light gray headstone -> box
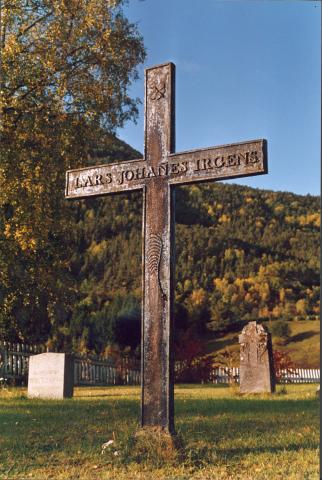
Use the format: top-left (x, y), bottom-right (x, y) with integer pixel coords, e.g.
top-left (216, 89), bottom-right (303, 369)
top-left (239, 321), bottom-right (275, 394)
top-left (28, 353), bottom-right (74, 399)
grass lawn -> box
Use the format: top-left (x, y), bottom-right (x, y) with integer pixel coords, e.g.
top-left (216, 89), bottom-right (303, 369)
top-left (0, 384), bottom-right (319, 480)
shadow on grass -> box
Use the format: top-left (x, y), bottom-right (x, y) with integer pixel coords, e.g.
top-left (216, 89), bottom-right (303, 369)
top-left (206, 336), bottom-right (238, 351)
top-left (176, 397), bottom-right (318, 415)
top-left (62, 383), bottom-right (231, 398)
top-left (75, 393), bottom-right (139, 398)
top-left (287, 331), bottom-right (317, 343)
top-left (2, 394), bottom-right (317, 422)
top-left (1, 392), bottom-right (318, 468)
top-left (217, 441), bottom-right (319, 459)
top-left (175, 383), bottom-right (229, 389)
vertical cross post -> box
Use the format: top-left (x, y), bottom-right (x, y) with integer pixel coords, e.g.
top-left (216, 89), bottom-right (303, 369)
top-left (142, 63), bottom-right (175, 432)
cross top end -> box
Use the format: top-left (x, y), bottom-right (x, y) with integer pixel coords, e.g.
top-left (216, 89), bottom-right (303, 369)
top-left (65, 61), bottom-right (267, 200)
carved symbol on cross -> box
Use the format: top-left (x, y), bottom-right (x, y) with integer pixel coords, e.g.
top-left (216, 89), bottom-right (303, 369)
top-left (150, 80), bottom-right (166, 100)
top-left (147, 233), bottom-right (167, 300)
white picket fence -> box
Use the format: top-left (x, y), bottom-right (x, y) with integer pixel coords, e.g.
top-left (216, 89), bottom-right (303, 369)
top-left (209, 366), bottom-right (320, 384)
top-left (0, 342), bottom-right (320, 385)
top-left (0, 342), bottom-right (45, 381)
top-left (210, 367), bottom-right (240, 384)
top-left (278, 368), bottom-right (320, 384)
top-left (0, 342), bottom-right (141, 386)
top-left (74, 356), bottom-right (140, 386)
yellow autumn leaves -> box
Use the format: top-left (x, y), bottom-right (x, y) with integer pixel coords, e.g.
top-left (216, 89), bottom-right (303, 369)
top-left (0, 0), bottom-right (145, 340)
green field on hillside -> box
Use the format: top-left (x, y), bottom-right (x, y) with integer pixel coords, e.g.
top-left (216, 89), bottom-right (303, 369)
top-left (0, 384), bottom-right (319, 479)
top-left (206, 319), bottom-right (320, 368)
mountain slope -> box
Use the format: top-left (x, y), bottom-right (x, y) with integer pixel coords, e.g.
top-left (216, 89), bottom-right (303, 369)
top-left (68, 139), bottom-right (320, 359)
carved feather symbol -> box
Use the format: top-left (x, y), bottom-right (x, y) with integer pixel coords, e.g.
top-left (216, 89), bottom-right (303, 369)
top-left (147, 234), bottom-right (162, 274)
top-left (147, 233), bottom-right (167, 300)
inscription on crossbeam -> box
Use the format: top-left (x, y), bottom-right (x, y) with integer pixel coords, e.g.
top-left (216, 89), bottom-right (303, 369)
top-left (66, 139), bottom-right (267, 199)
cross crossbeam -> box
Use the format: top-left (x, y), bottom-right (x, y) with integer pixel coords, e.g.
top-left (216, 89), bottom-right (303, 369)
top-left (66, 139), bottom-right (267, 198)
top-left (65, 62), bottom-right (268, 433)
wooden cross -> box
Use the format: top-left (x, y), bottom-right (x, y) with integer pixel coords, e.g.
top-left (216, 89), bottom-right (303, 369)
top-left (66, 62), bottom-right (268, 434)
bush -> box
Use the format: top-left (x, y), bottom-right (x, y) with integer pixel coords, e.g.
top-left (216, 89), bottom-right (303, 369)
top-left (273, 350), bottom-right (296, 382)
top-left (174, 328), bottom-right (214, 383)
top-left (270, 321), bottom-right (291, 339)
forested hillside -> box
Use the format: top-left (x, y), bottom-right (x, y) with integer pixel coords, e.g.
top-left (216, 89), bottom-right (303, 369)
top-left (1, 135), bottom-right (319, 354)
top-left (62, 139), bottom-right (320, 355)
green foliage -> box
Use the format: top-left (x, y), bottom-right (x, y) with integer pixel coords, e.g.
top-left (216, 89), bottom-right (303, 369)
top-left (0, 0), bottom-right (145, 343)
top-left (270, 321), bottom-right (291, 340)
top-left (1, 166), bottom-right (320, 351)
top-left (71, 180), bottom-right (319, 354)
top-left (109, 294), bottom-right (141, 349)
top-left (69, 292), bottom-right (141, 354)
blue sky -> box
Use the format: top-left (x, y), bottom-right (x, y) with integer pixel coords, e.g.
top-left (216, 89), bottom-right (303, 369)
top-left (117, 0), bottom-right (320, 196)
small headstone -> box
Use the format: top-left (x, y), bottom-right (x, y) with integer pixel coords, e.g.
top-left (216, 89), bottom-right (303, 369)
top-left (28, 353), bottom-right (74, 399)
top-left (239, 321), bottom-right (275, 393)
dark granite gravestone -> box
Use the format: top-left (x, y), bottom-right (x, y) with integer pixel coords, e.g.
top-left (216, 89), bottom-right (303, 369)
top-left (239, 321), bottom-right (275, 393)
top-left (66, 62), bottom-right (268, 433)
top-left (28, 353), bottom-right (74, 399)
